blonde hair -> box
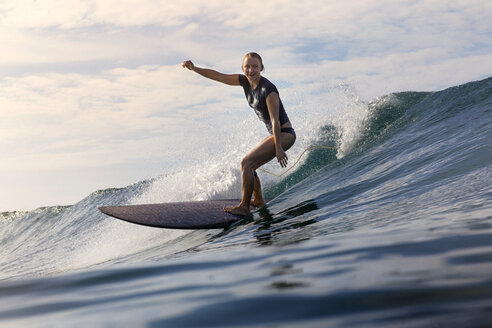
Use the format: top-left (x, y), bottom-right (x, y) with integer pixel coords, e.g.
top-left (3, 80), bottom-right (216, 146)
top-left (242, 52), bottom-right (265, 71)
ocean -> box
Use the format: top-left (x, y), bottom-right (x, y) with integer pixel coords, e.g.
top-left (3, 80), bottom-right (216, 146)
top-left (1, 77), bottom-right (491, 327)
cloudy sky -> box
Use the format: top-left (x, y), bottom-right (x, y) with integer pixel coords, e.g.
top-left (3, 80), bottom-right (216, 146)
top-left (1, 0), bottom-right (491, 211)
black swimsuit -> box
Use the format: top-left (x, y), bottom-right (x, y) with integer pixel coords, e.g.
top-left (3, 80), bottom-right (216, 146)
top-left (238, 74), bottom-right (294, 137)
top-left (280, 127), bottom-right (296, 138)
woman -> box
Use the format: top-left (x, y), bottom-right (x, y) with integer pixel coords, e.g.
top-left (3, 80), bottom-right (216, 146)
top-left (182, 52), bottom-right (296, 216)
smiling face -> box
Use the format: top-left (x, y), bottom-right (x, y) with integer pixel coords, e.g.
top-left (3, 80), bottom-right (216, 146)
top-left (242, 55), bottom-right (263, 85)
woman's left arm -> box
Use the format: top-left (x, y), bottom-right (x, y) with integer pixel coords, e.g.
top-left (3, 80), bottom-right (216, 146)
top-left (266, 93), bottom-right (288, 168)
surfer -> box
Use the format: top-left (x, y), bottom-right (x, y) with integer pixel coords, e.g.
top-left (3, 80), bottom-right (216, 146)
top-left (182, 52), bottom-right (296, 216)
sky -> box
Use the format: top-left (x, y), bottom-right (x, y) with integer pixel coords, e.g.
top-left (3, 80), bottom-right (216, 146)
top-left (1, 0), bottom-right (491, 211)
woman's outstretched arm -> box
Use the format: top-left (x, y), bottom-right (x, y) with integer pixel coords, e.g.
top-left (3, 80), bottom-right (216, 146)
top-left (182, 60), bottom-right (240, 86)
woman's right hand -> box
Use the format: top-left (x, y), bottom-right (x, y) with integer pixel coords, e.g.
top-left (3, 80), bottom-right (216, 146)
top-left (182, 60), bottom-right (195, 71)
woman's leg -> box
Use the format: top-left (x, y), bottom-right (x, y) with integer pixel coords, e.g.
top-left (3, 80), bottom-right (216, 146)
top-left (224, 132), bottom-right (295, 216)
top-left (251, 173), bottom-right (265, 207)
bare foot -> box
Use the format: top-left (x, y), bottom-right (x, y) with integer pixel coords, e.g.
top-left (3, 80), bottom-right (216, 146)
top-left (224, 204), bottom-right (250, 216)
top-left (250, 199), bottom-right (266, 208)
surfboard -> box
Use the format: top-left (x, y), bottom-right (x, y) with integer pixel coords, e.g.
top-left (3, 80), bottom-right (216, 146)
top-left (99, 200), bottom-right (255, 229)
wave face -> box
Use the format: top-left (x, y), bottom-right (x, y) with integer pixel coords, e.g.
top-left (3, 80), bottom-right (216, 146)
top-left (1, 77), bottom-right (491, 327)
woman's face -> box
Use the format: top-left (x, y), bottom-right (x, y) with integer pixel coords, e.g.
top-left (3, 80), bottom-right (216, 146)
top-left (242, 56), bottom-right (262, 82)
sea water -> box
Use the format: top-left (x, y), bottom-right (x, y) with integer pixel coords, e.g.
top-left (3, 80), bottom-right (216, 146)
top-left (0, 77), bottom-right (491, 327)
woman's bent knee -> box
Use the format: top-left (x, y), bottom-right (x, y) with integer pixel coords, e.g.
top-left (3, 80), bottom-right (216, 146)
top-left (241, 157), bottom-right (253, 172)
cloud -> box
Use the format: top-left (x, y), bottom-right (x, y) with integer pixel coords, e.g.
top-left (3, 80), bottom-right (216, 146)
top-left (1, 0), bottom-right (490, 71)
top-left (0, 0), bottom-right (225, 29)
top-left (0, 0), bottom-right (89, 29)
top-left (0, 63), bottom-right (248, 169)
